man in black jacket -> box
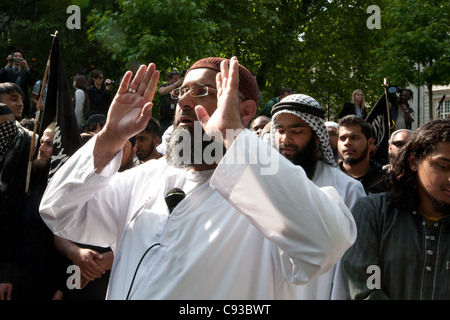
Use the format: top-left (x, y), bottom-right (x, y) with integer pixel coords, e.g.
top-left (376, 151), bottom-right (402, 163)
top-left (0, 50), bottom-right (35, 118)
top-left (0, 103), bottom-right (33, 299)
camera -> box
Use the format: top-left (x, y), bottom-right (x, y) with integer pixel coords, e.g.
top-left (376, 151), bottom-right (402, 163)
top-left (386, 84), bottom-right (402, 95)
top-left (9, 57), bottom-right (23, 63)
top-left (105, 80), bottom-right (115, 85)
top-left (385, 83), bottom-right (402, 104)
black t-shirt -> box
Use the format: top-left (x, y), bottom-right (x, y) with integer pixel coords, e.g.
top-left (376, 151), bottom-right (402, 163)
top-left (158, 83), bottom-right (178, 122)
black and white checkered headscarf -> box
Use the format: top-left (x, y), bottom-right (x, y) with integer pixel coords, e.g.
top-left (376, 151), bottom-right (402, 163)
top-left (270, 94), bottom-right (336, 167)
top-left (0, 120), bottom-right (18, 156)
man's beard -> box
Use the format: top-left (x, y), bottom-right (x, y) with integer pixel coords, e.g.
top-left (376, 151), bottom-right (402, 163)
top-left (430, 197), bottom-right (450, 216)
top-left (281, 136), bottom-right (318, 180)
top-left (165, 123), bottom-right (226, 169)
top-left (137, 141), bottom-right (154, 161)
top-left (31, 158), bottom-right (50, 175)
top-left (343, 144), bottom-right (369, 165)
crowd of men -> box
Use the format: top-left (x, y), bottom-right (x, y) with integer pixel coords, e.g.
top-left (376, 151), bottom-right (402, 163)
top-left (1, 54), bottom-right (449, 300)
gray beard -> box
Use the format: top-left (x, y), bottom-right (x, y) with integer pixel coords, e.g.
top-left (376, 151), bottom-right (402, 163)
top-left (165, 125), bottom-right (225, 169)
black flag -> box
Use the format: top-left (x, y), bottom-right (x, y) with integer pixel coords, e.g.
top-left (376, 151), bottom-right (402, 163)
top-left (365, 93), bottom-right (391, 165)
top-left (38, 35), bottom-right (81, 179)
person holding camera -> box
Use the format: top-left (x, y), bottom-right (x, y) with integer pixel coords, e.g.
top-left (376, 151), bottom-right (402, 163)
top-left (391, 88), bottom-right (414, 131)
top-left (157, 69), bottom-right (184, 136)
top-left (86, 69), bottom-right (113, 118)
top-left (0, 49), bottom-right (35, 119)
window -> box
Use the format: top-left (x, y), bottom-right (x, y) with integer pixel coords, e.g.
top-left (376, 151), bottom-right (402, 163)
top-left (438, 99), bottom-right (450, 119)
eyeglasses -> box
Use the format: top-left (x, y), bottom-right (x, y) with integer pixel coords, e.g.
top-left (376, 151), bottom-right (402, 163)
top-left (170, 85), bottom-right (217, 100)
top-left (391, 140), bottom-right (406, 148)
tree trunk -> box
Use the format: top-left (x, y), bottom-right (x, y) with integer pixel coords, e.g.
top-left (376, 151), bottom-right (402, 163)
top-left (428, 82), bottom-right (434, 121)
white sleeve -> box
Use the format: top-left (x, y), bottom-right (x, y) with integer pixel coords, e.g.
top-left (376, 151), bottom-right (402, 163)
top-left (39, 135), bottom-right (126, 250)
top-left (210, 129), bottom-right (356, 284)
top-left (74, 89), bottom-right (85, 126)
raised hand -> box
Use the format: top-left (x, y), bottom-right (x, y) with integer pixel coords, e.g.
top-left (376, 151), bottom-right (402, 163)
top-left (104, 63), bottom-right (160, 142)
top-left (195, 57), bottom-right (245, 148)
top-left (94, 63), bottom-right (160, 172)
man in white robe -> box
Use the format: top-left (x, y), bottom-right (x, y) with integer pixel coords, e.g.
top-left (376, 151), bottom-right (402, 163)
top-left (40, 57), bottom-right (356, 300)
top-left (270, 94), bottom-right (366, 300)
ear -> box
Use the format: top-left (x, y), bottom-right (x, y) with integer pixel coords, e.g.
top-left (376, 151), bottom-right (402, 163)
top-left (240, 99), bottom-right (257, 128)
top-left (408, 154), bottom-right (418, 172)
top-left (154, 135), bottom-right (161, 146)
top-left (368, 137), bottom-right (375, 146)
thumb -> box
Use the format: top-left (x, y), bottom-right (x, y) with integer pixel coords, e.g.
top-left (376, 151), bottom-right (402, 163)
top-left (194, 105), bottom-right (210, 127)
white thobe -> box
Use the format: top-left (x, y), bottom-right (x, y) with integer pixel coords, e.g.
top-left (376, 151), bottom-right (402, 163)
top-left (295, 160), bottom-right (366, 300)
top-left (40, 129), bottom-right (356, 300)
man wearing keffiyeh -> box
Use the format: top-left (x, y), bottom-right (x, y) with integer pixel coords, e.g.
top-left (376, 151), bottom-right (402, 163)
top-left (270, 93), bottom-right (366, 300)
top-left (0, 103), bottom-right (33, 300)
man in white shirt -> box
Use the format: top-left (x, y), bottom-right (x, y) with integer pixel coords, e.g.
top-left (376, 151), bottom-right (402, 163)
top-left (270, 94), bottom-right (366, 299)
top-left (40, 57), bottom-right (356, 300)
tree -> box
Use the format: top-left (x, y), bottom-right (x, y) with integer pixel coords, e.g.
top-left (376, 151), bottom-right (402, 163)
top-left (296, 0), bottom-right (388, 120)
top-left (372, 0), bottom-right (450, 120)
top-left (0, 0), bottom-right (123, 91)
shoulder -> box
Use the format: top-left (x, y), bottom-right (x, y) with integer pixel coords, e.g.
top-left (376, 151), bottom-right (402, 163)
top-left (315, 161), bottom-right (366, 202)
top-left (353, 192), bottom-right (388, 217)
top-left (315, 161), bottom-right (365, 191)
top-left (316, 161), bottom-right (357, 185)
top-left (17, 122), bottom-right (35, 142)
top-left (75, 89), bottom-right (85, 97)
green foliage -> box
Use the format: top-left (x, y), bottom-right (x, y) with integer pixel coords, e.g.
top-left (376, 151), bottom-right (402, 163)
top-left (371, 0), bottom-right (450, 118)
top-left (1, 0), bottom-right (448, 121)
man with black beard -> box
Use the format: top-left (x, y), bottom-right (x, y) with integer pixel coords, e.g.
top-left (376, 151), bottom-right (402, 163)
top-left (342, 118), bottom-right (450, 299)
top-left (270, 94), bottom-right (366, 300)
top-left (135, 118), bottom-right (162, 163)
top-left (337, 115), bottom-right (387, 194)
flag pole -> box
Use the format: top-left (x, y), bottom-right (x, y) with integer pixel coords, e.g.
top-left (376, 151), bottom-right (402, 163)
top-left (25, 31), bottom-right (58, 193)
top-left (383, 78), bottom-right (392, 135)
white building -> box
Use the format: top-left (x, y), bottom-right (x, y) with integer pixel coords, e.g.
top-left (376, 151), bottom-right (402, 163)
top-left (408, 84), bottom-right (450, 130)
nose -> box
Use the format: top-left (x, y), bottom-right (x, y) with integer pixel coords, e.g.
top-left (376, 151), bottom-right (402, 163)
top-left (177, 92), bottom-right (195, 109)
top-left (341, 137), bottom-right (351, 146)
top-left (38, 142), bottom-right (46, 155)
top-left (279, 131), bottom-right (292, 145)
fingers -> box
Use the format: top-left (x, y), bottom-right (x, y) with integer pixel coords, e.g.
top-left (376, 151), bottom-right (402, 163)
top-left (118, 71), bottom-right (133, 95)
top-left (218, 56), bottom-right (239, 96)
top-left (120, 63), bottom-right (159, 101)
top-left (129, 64), bottom-right (148, 92)
top-left (143, 67), bottom-right (160, 101)
top-left (136, 63), bottom-right (154, 95)
top-left (0, 284), bottom-right (12, 300)
top-left (228, 56), bottom-right (239, 91)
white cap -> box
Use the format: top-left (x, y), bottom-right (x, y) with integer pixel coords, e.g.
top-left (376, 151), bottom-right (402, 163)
top-left (325, 121), bottom-right (339, 129)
